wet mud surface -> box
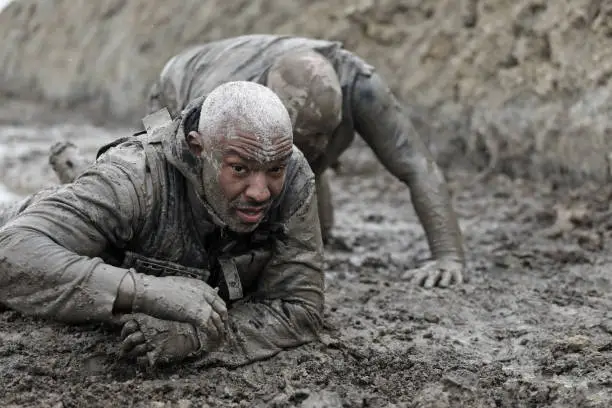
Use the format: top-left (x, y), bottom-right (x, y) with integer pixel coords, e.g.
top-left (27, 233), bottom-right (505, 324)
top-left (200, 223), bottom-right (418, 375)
top-left (1, 106), bottom-right (611, 407)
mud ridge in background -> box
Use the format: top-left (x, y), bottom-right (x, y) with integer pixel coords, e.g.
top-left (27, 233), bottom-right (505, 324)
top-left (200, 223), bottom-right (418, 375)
top-left (2, 0), bottom-right (612, 182)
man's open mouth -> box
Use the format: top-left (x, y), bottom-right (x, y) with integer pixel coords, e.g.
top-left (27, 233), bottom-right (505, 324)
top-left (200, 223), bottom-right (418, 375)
top-left (235, 207), bottom-right (266, 223)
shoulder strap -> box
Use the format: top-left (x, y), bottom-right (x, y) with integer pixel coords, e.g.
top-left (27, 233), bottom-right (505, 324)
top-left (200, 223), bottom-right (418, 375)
top-left (94, 108), bottom-right (173, 159)
top-left (142, 107), bottom-right (173, 144)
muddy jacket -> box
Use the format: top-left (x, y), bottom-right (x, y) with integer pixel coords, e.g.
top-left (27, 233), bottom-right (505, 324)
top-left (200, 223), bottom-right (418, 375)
top-left (148, 34), bottom-right (464, 264)
top-left (0, 108), bottom-right (324, 368)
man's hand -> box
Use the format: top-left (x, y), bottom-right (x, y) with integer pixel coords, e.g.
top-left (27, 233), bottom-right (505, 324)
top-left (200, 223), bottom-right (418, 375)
top-left (402, 258), bottom-right (465, 289)
top-left (118, 313), bottom-right (222, 366)
top-left (125, 274), bottom-right (228, 339)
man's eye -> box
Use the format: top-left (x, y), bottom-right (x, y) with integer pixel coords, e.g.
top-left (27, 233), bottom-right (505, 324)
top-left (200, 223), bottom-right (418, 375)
top-left (268, 166), bottom-right (285, 175)
top-left (231, 164), bottom-right (247, 174)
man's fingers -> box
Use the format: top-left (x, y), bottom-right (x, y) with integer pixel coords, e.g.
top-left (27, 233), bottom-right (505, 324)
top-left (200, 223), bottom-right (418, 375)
top-left (121, 320), bottom-right (140, 339)
top-left (403, 268), bottom-right (417, 281)
top-left (438, 270), bottom-right (453, 288)
top-left (423, 271), bottom-right (439, 289)
top-left (210, 312), bottom-right (225, 338)
top-left (214, 300), bottom-right (228, 321)
top-left (404, 261), bottom-right (465, 288)
top-left (121, 331), bottom-right (146, 354)
top-left (200, 287), bottom-right (227, 321)
top-left (453, 270), bottom-right (464, 285)
top-left (193, 315), bottom-right (214, 334)
top-left (206, 320), bottom-right (220, 343)
top-left (413, 269), bottom-right (429, 287)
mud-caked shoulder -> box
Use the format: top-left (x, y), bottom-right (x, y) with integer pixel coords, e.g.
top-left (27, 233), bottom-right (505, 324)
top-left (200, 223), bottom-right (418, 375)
top-left (95, 137), bottom-right (153, 180)
top-left (93, 137), bottom-right (170, 239)
top-left (94, 137), bottom-right (167, 217)
top-left (277, 146), bottom-right (317, 220)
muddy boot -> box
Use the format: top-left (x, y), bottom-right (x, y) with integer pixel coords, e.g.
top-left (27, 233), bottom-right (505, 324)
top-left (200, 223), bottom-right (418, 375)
top-left (316, 170), bottom-right (334, 244)
top-left (49, 141), bottom-right (91, 184)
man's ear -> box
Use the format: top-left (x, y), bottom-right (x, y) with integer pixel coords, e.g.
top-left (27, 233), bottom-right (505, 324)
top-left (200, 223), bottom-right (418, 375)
top-left (186, 130), bottom-right (204, 157)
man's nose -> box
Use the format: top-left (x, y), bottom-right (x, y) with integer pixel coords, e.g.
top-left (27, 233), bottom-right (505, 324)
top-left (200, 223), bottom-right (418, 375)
top-left (245, 172), bottom-right (271, 203)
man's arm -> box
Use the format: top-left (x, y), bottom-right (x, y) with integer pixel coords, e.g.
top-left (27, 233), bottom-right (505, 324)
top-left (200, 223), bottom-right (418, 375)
top-left (0, 186), bottom-right (61, 229)
top-left (352, 72), bottom-right (465, 266)
top-left (0, 143), bottom-right (148, 323)
top-left (203, 180), bottom-right (325, 368)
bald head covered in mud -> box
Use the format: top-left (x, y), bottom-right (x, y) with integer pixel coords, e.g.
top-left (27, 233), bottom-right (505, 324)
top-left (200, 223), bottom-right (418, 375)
top-left (0, 80), bottom-right (324, 368)
top-left (266, 49), bottom-right (342, 162)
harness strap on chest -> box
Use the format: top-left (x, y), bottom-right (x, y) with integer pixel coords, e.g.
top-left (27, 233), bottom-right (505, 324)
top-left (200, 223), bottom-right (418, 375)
top-left (121, 250), bottom-right (211, 281)
top-left (218, 258), bottom-right (244, 300)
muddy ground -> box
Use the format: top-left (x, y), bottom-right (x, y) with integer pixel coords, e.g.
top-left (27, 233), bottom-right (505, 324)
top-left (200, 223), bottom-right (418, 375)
top-left (0, 102), bottom-right (611, 408)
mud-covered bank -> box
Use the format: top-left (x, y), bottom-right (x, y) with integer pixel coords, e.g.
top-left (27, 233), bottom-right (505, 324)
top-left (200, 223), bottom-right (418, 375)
top-left (1, 126), bottom-right (611, 407)
top-left (3, 0), bottom-right (612, 181)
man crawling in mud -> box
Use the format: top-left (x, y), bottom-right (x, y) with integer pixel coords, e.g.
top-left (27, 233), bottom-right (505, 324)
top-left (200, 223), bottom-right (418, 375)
top-left (53, 34), bottom-right (467, 288)
top-left (0, 81), bottom-right (324, 368)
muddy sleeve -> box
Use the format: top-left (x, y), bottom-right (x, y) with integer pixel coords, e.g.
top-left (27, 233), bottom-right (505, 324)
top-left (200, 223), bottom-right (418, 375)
top-left (204, 183), bottom-right (325, 368)
top-left (351, 72), bottom-right (465, 263)
top-left (0, 200), bottom-right (27, 229)
top-left (0, 143), bottom-right (148, 323)
top-left (0, 186), bottom-right (69, 229)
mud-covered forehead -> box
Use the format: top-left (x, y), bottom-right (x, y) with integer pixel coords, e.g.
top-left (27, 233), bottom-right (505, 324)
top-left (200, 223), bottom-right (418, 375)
top-left (197, 81), bottom-right (294, 163)
top-left (266, 49), bottom-right (343, 135)
top-left (219, 124), bottom-right (293, 164)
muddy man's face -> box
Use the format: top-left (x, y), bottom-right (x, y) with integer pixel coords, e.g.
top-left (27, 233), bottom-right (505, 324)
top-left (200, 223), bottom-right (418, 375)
top-left (215, 128), bottom-right (293, 231)
top-left (188, 124), bottom-right (293, 234)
